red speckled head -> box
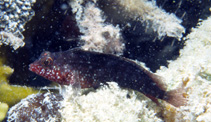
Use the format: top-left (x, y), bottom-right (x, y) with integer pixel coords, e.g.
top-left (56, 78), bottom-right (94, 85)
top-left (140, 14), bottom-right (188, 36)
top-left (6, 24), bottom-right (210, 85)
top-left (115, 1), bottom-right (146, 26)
top-left (29, 51), bottom-right (74, 85)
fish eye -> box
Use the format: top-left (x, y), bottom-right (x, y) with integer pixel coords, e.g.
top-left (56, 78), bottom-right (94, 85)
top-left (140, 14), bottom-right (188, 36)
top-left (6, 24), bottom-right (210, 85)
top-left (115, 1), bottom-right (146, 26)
top-left (42, 57), bottom-right (53, 67)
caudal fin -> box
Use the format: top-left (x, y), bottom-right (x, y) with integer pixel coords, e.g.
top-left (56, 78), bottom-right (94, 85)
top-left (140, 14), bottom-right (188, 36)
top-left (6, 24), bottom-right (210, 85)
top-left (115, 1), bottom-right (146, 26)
top-left (165, 86), bottom-right (187, 107)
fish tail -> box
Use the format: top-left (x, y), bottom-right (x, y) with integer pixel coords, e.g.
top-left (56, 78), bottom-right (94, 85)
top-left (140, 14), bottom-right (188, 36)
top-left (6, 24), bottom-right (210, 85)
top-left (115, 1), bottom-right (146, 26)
top-left (165, 84), bottom-right (187, 107)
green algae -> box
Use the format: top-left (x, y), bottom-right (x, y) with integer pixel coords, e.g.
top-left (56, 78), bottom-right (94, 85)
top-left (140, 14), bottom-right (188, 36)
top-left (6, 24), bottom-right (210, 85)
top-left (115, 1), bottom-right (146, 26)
top-left (0, 57), bottom-right (38, 121)
top-left (0, 83), bottom-right (38, 106)
top-left (0, 102), bottom-right (9, 121)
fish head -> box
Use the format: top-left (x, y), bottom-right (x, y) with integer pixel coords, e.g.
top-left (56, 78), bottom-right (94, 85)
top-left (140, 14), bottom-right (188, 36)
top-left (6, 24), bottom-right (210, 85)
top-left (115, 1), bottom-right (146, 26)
top-left (29, 51), bottom-right (74, 85)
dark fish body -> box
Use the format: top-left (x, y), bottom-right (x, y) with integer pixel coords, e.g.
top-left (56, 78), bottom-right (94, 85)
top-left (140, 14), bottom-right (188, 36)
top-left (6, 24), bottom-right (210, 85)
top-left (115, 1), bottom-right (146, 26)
top-left (29, 48), bottom-right (186, 107)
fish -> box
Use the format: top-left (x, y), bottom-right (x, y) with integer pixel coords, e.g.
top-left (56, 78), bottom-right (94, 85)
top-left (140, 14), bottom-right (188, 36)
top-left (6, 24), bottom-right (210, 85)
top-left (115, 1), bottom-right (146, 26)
top-left (29, 48), bottom-right (186, 107)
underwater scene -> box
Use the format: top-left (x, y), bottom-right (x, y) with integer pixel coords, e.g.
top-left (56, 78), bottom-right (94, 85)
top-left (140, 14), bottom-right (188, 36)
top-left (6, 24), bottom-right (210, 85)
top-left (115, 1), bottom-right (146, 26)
top-left (1, 0), bottom-right (211, 121)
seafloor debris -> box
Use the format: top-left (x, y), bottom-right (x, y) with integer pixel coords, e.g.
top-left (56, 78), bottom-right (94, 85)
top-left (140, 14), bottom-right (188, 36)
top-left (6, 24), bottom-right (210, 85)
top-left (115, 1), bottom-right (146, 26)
top-left (0, 0), bottom-right (36, 50)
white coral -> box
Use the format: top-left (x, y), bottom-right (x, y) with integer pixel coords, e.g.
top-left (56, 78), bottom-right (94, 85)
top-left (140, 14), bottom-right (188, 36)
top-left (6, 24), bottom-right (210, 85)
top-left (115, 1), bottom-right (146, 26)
top-left (156, 17), bottom-right (211, 121)
top-left (69, 1), bottom-right (125, 55)
top-left (60, 82), bottom-right (163, 122)
top-left (0, 31), bottom-right (25, 50)
top-left (0, 0), bottom-right (36, 50)
top-left (115, 0), bottom-right (185, 40)
top-left (70, 0), bottom-right (184, 55)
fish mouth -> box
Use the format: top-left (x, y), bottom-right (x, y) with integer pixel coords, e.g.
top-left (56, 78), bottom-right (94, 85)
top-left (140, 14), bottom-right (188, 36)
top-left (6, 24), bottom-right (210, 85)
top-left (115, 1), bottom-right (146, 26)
top-left (29, 63), bottom-right (35, 72)
top-left (29, 63), bottom-right (41, 74)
